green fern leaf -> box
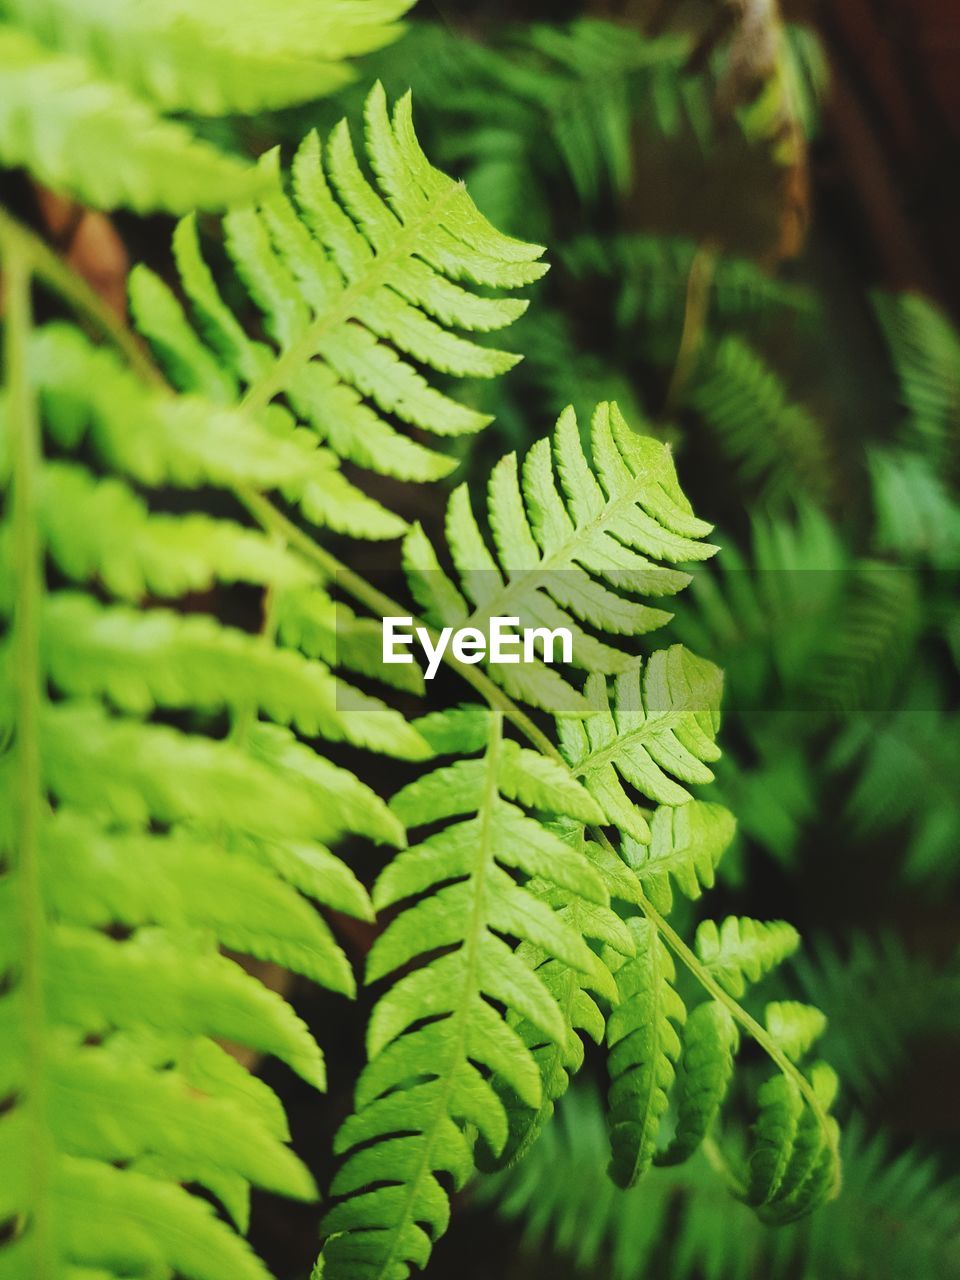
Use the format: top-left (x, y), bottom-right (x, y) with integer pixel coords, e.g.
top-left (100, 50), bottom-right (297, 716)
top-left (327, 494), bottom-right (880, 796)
top-left (874, 290), bottom-right (960, 472)
top-left (403, 401), bottom-right (717, 712)
top-left (655, 1000), bottom-right (739, 1167)
top-left (42, 593), bottom-right (428, 757)
top-left (321, 710), bottom-right (615, 1280)
top-left (606, 918), bottom-right (686, 1187)
top-left (695, 917), bottom-right (801, 997)
top-left (8, 0), bottom-right (413, 115)
top-left (131, 84), bottom-right (546, 490)
top-left (39, 461), bottom-right (310, 600)
top-left (276, 584), bottom-right (425, 694)
top-left (0, 285), bottom-right (418, 1277)
top-left (558, 653), bottom-right (724, 841)
top-left (0, 25), bottom-right (266, 214)
top-left (481, 820), bottom-right (637, 1169)
top-left (764, 1001), bottom-right (828, 1061)
top-left (685, 335), bottom-right (832, 505)
top-left (624, 800), bottom-right (736, 914)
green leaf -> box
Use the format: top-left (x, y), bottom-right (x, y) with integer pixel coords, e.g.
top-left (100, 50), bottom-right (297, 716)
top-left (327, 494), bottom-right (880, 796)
top-left (605, 918), bottom-right (686, 1187)
top-left (695, 917), bottom-right (801, 998)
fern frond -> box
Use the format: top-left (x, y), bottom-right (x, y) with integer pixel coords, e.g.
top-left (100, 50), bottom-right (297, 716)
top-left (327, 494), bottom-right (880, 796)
top-left (403, 400), bottom-right (717, 713)
top-left (685, 336), bottom-right (832, 506)
top-left (793, 933), bottom-right (960, 1097)
top-left (8, 0), bottom-right (413, 115)
top-left (557, 654), bottom-right (724, 841)
top-left (869, 447), bottom-right (960, 568)
top-left (320, 707), bottom-right (617, 1279)
top-left (0, 295), bottom-right (421, 1277)
top-left (0, 0), bottom-right (415, 214)
top-left (276, 584), bottom-right (426, 694)
top-left (39, 461), bottom-right (309, 600)
top-left (831, 705), bottom-right (960, 886)
top-left (510, 21), bottom-right (692, 201)
top-left (480, 820), bottom-right (639, 1169)
top-left (875, 290), bottom-right (960, 473)
top-left (601, 906), bottom-right (831, 1214)
top-left (563, 233), bottom-right (815, 333)
top-left (0, 25), bottom-right (260, 215)
top-left (656, 999), bottom-right (739, 1168)
top-left (695, 916), bottom-right (800, 998)
top-left (131, 83), bottom-right (546, 488)
top-left (626, 800), bottom-right (737, 914)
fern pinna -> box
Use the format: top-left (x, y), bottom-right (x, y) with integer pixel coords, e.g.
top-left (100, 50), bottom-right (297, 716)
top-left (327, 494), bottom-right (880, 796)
top-left (1, 80), bottom-right (839, 1280)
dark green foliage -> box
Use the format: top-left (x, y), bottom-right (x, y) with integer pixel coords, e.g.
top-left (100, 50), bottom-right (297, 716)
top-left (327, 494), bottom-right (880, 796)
top-left (483, 1088), bottom-right (960, 1280)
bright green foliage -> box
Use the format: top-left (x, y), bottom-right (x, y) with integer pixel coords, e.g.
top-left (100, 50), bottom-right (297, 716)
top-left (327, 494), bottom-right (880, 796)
top-left (403, 400), bottom-right (717, 712)
top-left (0, 0), bottom-right (413, 213)
top-left (321, 709), bottom-right (618, 1280)
top-left (131, 84), bottom-right (545, 489)
top-left (557, 654), bottom-right (724, 841)
top-left (606, 918), bottom-right (686, 1186)
top-left (658, 999), bottom-right (739, 1168)
top-left (0, 307), bottom-right (425, 1277)
top-left (695, 916), bottom-right (801, 998)
top-left (276, 584), bottom-right (426, 695)
top-left (479, 821), bottom-right (640, 1169)
top-left (600, 905), bottom-right (836, 1215)
top-left (0, 38), bottom-right (854, 1276)
top-left (626, 800), bottom-right (736, 914)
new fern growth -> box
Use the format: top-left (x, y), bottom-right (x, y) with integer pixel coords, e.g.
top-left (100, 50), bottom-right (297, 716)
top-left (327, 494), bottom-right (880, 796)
top-left (1, 76), bottom-right (840, 1280)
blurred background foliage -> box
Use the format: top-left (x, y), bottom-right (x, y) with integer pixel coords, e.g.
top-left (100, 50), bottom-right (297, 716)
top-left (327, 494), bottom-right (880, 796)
top-left (8, 0), bottom-right (959, 1275)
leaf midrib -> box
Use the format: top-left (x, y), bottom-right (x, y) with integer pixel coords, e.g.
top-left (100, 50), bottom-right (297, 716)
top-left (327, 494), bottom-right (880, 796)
top-left (2, 238), bottom-right (56, 1277)
top-left (372, 711), bottom-right (503, 1280)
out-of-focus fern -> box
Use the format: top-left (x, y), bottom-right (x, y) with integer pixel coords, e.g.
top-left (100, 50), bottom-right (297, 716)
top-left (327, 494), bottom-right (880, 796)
top-left (831, 703), bottom-right (960, 887)
top-left (684, 336), bottom-right (832, 506)
top-left (483, 1088), bottom-right (960, 1280)
top-left (0, 1), bottom-right (415, 214)
top-left (563, 233), bottom-right (815, 333)
top-left (792, 934), bottom-right (960, 1099)
top-left (874, 291), bottom-right (960, 475)
top-left (673, 504), bottom-right (932, 869)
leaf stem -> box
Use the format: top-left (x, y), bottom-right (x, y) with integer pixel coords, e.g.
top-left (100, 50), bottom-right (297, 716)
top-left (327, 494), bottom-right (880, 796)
top-left (0, 208), bottom-right (163, 388)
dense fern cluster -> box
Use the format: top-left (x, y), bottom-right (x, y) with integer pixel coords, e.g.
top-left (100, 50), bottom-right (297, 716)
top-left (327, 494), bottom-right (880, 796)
top-left (3, 3), bottom-right (958, 1279)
